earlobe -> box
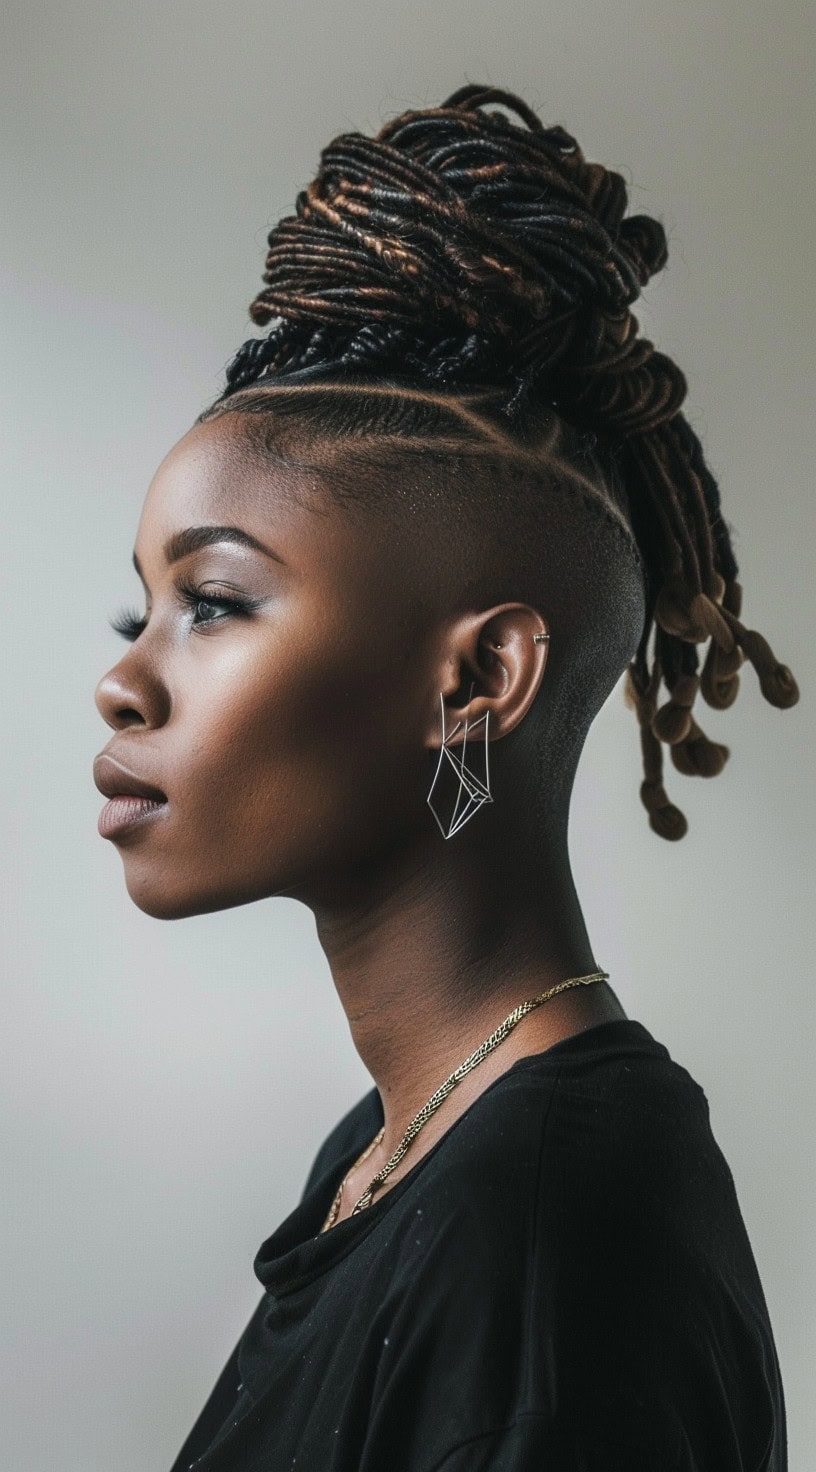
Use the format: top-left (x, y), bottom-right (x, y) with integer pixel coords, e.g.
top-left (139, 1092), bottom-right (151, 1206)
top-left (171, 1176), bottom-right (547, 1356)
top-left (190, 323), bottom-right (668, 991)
top-left (427, 681), bottom-right (494, 838)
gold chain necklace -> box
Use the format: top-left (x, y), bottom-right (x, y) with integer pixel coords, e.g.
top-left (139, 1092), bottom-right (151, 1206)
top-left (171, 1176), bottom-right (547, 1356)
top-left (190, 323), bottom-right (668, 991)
top-left (319, 969), bottom-right (608, 1233)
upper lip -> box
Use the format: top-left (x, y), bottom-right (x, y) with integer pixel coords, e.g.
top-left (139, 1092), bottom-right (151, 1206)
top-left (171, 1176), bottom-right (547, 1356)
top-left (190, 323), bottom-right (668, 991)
top-left (93, 752), bottom-right (168, 803)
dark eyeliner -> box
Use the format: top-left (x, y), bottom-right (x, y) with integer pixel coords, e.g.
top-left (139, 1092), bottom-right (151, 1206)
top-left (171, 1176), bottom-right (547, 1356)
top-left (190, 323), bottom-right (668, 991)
top-left (108, 579), bottom-right (261, 642)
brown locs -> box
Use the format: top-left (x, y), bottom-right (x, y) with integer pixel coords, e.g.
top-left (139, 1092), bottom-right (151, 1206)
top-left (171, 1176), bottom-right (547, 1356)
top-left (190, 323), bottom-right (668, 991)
top-left (216, 83), bottom-right (799, 840)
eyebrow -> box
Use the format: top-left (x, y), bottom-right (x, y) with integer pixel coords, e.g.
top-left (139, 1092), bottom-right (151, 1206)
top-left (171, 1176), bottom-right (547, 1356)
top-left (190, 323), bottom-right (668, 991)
top-left (132, 524), bottom-right (286, 582)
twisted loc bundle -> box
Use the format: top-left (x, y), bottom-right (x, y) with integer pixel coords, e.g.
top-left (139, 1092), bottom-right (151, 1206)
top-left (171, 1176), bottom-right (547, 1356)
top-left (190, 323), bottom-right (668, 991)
top-left (219, 83), bottom-right (799, 840)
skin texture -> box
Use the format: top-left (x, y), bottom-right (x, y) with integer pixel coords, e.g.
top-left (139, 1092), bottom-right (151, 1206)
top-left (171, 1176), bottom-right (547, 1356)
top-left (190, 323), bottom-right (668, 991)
top-left (94, 412), bottom-right (627, 1223)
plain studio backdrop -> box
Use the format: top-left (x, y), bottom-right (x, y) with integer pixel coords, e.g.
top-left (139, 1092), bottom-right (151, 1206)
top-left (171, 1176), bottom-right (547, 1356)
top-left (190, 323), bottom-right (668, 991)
top-left (2, 1), bottom-right (813, 1467)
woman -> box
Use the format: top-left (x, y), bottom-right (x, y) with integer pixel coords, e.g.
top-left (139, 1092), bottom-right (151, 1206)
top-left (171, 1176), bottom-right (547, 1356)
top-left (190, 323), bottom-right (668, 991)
top-left (93, 85), bottom-right (795, 1470)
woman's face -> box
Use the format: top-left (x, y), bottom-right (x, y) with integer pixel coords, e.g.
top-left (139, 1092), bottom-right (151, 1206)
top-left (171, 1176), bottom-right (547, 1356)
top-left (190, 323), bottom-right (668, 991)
top-left (93, 414), bottom-right (437, 919)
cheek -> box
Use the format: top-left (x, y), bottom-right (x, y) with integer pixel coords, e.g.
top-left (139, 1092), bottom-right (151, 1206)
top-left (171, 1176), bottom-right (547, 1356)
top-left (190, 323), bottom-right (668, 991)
top-left (115, 634), bottom-right (430, 921)
top-left (171, 640), bottom-right (413, 875)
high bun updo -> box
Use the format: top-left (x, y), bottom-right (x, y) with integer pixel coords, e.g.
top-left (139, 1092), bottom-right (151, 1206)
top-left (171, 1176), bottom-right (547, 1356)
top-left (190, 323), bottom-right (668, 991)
top-left (198, 83), bottom-right (799, 841)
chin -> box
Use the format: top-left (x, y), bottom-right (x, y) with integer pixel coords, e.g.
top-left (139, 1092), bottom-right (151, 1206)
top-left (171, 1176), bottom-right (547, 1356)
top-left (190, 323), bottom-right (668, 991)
top-left (121, 862), bottom-right (292, 921)
top-left (123, 873), bottom-right (212, 921)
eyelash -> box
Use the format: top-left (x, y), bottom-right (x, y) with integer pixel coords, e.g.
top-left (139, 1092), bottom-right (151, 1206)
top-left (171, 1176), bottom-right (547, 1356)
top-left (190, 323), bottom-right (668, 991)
top-left (108, 578), bottom-right (260, 642)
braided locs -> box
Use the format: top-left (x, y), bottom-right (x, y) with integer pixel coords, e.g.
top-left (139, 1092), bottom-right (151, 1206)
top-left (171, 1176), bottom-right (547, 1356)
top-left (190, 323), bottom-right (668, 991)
top-left (212, 82), bottom-right (799, 841)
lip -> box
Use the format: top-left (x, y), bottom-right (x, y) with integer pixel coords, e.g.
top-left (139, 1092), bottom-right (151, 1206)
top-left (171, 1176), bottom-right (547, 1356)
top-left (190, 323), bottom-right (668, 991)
top-left (93, 751), bottom-right (169, 840)
top-left (97, 793), bottom-right (168, 839)
top-left (93, 752), bottom-right (168, 803)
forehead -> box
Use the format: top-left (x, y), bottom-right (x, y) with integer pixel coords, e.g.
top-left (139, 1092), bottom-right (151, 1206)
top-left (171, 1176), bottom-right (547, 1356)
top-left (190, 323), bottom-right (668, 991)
top-left (135, 413), bottom-right (373, 576)
top-left (132, 409), bottom-right (424, 621)
top-left (141, 415), bottom-right (326, 527)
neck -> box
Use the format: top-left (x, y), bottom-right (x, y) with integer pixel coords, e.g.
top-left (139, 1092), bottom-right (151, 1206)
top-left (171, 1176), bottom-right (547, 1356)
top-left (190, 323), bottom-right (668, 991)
top-left (309, 817), bottom-right (626, 1155)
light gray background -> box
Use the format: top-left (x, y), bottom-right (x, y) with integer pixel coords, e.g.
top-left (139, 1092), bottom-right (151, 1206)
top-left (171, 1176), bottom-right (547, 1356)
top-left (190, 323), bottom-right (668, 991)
top-left (2, 1), bottom-right (813, 1468)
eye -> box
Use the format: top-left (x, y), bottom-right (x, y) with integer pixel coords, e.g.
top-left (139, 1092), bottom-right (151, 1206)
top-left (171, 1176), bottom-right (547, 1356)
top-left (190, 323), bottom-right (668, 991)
top-left (108, 580), bottom-right (261, 642)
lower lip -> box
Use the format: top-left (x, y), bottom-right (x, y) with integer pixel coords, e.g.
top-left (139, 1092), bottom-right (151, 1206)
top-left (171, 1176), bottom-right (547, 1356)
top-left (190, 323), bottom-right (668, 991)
top-left (98, 795), bottom-right (168, 839)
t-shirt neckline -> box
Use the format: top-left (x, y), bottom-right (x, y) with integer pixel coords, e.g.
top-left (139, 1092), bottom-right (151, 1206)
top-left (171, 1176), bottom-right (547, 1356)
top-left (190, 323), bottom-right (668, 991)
top-left (252, 1017), bottom-right (660, 1297)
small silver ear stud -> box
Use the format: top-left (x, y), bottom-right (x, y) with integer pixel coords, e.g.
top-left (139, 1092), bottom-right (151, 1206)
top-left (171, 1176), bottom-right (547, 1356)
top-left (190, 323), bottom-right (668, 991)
top-left (494, 634), bottom-right (550, 649)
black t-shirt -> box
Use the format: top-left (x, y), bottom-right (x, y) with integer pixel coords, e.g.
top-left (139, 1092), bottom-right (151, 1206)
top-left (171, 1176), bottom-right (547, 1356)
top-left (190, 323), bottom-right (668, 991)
top-left (169, 1018), bottom-right (787, 1471)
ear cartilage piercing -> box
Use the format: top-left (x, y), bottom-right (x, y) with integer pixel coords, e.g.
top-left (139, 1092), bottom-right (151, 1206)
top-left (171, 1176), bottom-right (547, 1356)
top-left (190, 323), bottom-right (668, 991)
top-left (495, 633), bottom-right (550, 649)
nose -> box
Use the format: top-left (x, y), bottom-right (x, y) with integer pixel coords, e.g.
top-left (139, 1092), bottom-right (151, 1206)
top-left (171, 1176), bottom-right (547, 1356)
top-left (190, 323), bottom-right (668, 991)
top-left (95, 665), bottom-right (144, 730)
top-left (94, 659), bottom-right (169, 732)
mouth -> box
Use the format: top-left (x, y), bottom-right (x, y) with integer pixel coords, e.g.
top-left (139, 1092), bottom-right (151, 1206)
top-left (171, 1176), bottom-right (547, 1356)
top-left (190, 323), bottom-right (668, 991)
top-left (97, 793), bottom-right (168, 840)
top-left (93, 752), bottom-right (169, 841)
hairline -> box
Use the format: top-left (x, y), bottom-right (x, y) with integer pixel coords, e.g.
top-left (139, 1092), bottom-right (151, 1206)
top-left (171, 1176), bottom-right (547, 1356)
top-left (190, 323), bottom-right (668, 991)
top-left (195, 381), bottom-right (645, 573)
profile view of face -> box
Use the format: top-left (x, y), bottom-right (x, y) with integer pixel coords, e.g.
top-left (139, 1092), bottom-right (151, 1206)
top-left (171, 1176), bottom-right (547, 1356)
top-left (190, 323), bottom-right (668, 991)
top-left (93, 415), bottom-right (437, 920)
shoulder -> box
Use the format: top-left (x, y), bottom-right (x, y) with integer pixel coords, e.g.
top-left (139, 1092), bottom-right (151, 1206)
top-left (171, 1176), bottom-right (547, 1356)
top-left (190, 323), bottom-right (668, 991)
top-left (526, 1032), bottom-right (780, 1423)
top-left (356, 1025), bottom-right (784, 1469)
top-left (442, 1032), bottom-right (781, 1463)
top-left (539, 1024), bottom-right (743, 1254)
top-left (395, 1020), bottom-right (758, 1327)
top-left (424, 1018), bottom-right (720, 1238)
top-left (512, 1023), bottom-right (755, 1298)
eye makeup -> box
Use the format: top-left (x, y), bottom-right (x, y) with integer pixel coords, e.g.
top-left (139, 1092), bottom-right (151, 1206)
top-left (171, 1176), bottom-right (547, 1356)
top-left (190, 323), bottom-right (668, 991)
top-left (109, 576), bottom-right (264, 641)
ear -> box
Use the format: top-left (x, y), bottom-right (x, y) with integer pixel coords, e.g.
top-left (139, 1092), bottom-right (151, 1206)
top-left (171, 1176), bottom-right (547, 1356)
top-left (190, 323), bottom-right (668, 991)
top-left (424, 603), bottom-right (551, 749)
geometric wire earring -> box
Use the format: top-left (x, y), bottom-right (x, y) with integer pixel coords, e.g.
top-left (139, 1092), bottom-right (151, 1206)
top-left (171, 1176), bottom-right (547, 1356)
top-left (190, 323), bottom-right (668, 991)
top-left (426, 633), bottom-right (550, 838)
top-left (426, 679), bottom-right (493, 838)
